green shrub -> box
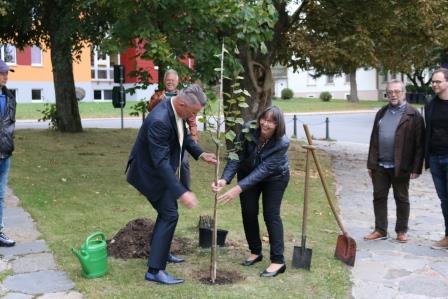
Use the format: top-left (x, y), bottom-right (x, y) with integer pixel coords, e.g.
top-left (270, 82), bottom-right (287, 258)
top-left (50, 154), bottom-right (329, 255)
top-left (281, 88), bottom-right (293, 100)
top-left (320, 91), bottom-right (332, 102)
top-left (38, 103), bottom-right (59, 130)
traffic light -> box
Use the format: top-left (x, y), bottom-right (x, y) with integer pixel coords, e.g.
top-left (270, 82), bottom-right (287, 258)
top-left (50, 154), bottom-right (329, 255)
top-left (113, 65), bottom-right (125, 84)
top-left (112, 86), bottom-right (126, 108)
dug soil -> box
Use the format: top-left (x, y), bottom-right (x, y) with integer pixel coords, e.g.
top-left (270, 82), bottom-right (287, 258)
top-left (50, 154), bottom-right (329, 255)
top-left (195, 269), bottom-right (245, 285)
top-left (108, 218), bottom-right (194, 259)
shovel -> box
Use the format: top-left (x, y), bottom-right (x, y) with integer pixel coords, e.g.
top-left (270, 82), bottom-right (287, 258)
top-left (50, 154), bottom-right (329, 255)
top-left (303, 124), bottom-right (356, 266)
top-left (292, 149), bottom-right (313, 270)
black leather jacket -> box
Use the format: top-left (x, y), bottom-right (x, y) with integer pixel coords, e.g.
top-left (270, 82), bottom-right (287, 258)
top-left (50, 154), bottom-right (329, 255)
top-left (0, 86), bottom-right (16, 159)
top-left (221, 126), bottom-right (290, 191)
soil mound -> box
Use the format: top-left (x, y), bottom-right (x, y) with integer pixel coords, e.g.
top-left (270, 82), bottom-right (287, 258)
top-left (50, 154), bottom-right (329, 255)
top-left (108, 218), bottom-right (194, 259)
top-left (196, 270), bottom-right (245, 285)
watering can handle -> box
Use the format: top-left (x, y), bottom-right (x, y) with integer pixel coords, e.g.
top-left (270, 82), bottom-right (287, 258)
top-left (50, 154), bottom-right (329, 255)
top-left (86, 232), bottom-right (106, 245)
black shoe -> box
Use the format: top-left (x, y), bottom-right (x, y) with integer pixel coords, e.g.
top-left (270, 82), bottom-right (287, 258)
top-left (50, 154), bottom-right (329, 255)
top-left (241, 255), bottom-right (263, 266)
top-left (167, 254), bottom-right (185, 264)
top-left (260, 264), bottom-right (286, 277)
top-left (145, 270), bottom-right (184, 285)
top-left (0, 232), bottom-right (15, 247)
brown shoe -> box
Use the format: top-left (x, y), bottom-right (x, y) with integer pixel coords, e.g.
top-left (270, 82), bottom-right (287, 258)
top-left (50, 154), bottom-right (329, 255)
top-left (396, 232), bottom-right (408, 243)
top-left (431, 236), bottom-right (448, 249)
top-left (364, 231), bottom-right (387, 241)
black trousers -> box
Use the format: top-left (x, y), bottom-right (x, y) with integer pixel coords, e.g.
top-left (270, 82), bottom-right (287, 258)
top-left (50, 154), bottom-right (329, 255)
top-left (239, 176), bottom-right (289, 264)
top-left (371, 167), bottom-right (410, 234)
top-left (147, 190), bottom-right (179, 270)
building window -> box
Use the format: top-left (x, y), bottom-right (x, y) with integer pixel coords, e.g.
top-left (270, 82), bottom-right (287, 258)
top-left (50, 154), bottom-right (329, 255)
top-left (0, 45), bottom-right (17, 64)
top-left (94, 90), bottom-right (102, 100)
top-left (91, 47), bottom-right (120, 81)
top-left (31, 89), bottom-right (43, 101)
top-left (93, 90), bottom-right (112, 101)
top-left (326, 75), bottom-right (334, 84)
top-left (31, 46), bottom-right (42, 65)
top-left (103, 90), bottom-right (112, 100)
top-left (391, 73), bottom-right (397, 80)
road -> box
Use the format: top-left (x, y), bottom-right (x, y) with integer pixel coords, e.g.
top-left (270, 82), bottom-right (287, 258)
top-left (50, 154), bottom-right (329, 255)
top-left (16, 111), bottom-right (377, 145)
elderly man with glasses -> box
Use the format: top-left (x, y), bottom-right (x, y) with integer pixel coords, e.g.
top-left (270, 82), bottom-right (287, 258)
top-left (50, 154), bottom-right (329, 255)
top-left (365, 79), bottom-right (425, 243)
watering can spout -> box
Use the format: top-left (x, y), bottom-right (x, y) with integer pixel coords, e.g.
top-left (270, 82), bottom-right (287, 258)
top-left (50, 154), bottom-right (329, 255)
top-left (71, 247), bottom-right (88, 263)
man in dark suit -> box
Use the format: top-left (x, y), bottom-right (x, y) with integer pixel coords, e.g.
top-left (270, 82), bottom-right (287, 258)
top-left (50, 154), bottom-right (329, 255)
top-left (127, 84), bottom-right (216, 285)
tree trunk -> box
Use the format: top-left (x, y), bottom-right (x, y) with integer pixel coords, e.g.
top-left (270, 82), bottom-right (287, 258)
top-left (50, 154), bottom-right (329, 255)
top-left (238, 46), bottom-right (273, 121)
top-left (50, 36), bottom-right (83, 132)
top-left (348, 70), bottom-right (359, 103)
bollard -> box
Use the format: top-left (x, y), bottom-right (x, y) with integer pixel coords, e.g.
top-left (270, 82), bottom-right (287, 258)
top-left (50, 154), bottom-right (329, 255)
top-left (325, 117), bottom-right (330, 140)
top-left (292, 115), bottom-right (297, 139)
top-left (203, 111), bottom-right (207, 131)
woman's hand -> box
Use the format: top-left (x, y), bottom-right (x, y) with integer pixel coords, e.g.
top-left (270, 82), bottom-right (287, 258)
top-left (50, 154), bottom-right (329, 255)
top-left (211, 179), bottom-right (227, 193)
top-left (217, 185), bottom-right (242, 204)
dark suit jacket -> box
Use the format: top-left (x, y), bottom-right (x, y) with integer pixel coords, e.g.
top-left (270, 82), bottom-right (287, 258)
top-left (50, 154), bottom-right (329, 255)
top-left (127, 98), bottom-right (203, 201)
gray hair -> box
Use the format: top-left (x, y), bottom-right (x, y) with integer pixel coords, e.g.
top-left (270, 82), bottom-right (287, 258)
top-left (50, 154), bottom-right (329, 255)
top-left (386, 79), bottom-right (405, 91)
top-left (179, 84), bottom-right (207, 107)
top-left (164, 69), bottom-right (179, 81)
top-left (432, 68), bottom-right (448, 81)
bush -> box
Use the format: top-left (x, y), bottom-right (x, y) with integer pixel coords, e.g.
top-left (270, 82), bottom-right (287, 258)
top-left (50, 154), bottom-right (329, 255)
top-left (38, 103), bottom-right (59, 130)
top-left (320, 91), bottom-right (332, 102)
top-left (281, 88), bottom-right (293, 100)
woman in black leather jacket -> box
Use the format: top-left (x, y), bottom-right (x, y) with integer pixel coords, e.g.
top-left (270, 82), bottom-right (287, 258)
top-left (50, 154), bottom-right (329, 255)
top-left (212, 106), bottom-right (290, 277)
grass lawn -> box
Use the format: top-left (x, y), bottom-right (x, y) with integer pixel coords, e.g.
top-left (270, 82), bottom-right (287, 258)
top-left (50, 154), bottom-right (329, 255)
top-left (9, 129), bottom-right (349, 298)
top-left (15, 97), bottom-right (389, 120)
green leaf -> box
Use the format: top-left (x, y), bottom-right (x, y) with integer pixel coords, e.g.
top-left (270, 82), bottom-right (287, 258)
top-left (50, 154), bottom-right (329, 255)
top-left (225, 130), bottom-right (237, 141)
top-left (260, 42), bottom-right (268, 54)
top-left (238, 102), bottom-right (249, 108)
top-left (228, 152), bottom-right (239, 160)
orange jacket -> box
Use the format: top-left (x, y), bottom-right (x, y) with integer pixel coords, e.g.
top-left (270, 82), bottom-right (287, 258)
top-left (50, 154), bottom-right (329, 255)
top-left (147, 90), bottom-right (199, 142)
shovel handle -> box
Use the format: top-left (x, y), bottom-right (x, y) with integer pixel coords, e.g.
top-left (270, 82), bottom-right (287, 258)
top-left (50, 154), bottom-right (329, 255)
top-left (301, 150), bottom-right (310, 237)
top-left (303, 124), bottom-right (347, 235)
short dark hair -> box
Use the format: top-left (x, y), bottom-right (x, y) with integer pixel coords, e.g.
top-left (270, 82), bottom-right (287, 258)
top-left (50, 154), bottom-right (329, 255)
top-left (178, 84), bottom-right (207, 107)
top-left (256, 106), bottom-right (286, 140)
top-left (432, 68), bottom-right (448, 81)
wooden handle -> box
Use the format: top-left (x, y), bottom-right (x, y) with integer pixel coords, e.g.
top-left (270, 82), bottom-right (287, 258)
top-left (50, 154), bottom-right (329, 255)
top-left (301, 150), bottom-right (310, 237)
top-left (303, 124), bottom-right (347, 234)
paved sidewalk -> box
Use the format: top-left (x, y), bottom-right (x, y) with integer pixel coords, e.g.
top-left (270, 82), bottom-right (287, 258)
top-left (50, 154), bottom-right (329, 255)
top-left (315, 141), bottom-right (448, 299)
top-left (0, 187), bottom-right (82, 299)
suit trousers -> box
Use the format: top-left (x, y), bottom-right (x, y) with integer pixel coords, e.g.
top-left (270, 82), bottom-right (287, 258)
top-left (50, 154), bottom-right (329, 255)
top-left (147, 191), bottom-right (179, 270)
top-left (371, 166), bottom-right (410, 234)
top-left (239, 176), bottom-right (289, 264)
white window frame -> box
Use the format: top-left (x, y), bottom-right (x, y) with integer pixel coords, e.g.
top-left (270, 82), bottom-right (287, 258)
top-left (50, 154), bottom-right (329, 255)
top-left (326, 75), bottom-right (334, 84)
top-left (1, 45), bottom-right (17, 64)
top-left (31, 46), bottom-right (43, 66)
top-left (93, 89), bottom-right (113, 101)
top-left (91, 47), bottom-right (120, 81)
top-left (31, 89), bottom-right (43, 101)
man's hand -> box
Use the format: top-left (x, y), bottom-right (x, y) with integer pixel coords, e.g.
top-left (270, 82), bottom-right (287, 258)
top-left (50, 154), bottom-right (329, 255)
top-left (211, 179), bottom-right (227, 193)
top-left (217, 185), bottom-right (242, 204)
top-left (410, 173), bottom-right (420, 179)
top-left (179, 191), bottom-right (198, 209)
top-left (200, 153), bottom-right (217, 165)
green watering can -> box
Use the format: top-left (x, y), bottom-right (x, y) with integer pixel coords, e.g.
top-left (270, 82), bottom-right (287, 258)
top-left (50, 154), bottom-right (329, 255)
top-left (71, 231), bottom-right (108, 278)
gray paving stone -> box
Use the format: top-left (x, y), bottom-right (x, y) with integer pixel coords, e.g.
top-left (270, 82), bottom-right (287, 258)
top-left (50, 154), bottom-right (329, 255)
top-left (3, 208), bottom-right (40, 242)
top-left (0, 240), bottom-right (48, 258)
top-left (384, 268), bottom-right (412, 279)
top-left (399, 275), bottom-right (448, 297)
top-left (37, 291), bottom-right (83, 299)
top-left (3, 270), bottom-right (74, 295)
top-left (11, 253), bottom-right (57, 273)
top-left (352, 280), bottom-right (397, 299)
top-left (2, 293), bottom-right (33, 299)
top-left (431, 261), bottom-right (448, 278)
top-left (402, 244), bottom-right (448, 258)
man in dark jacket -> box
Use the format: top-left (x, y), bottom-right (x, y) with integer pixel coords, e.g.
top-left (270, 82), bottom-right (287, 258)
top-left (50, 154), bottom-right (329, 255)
top-left (0, 59), bottom-right (16, 247)
top-left (365, 79), bottom-right (425, 243)
top-left (127, 84), bottom-right (216, 285)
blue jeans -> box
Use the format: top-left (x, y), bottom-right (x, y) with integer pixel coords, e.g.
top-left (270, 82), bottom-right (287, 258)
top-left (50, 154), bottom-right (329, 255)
top-left (0, 157), bottom-right (11, 230)
top-left (429, 154), bottom-right (448, 236)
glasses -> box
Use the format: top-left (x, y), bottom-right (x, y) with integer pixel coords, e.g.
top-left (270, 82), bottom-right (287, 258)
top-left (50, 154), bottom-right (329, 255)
top-left (260, 118), bottom-right (277, 128)
top-left (386, 90), bottom-right (403, 95)
top-left (431, 80), bottom-right (446, 85)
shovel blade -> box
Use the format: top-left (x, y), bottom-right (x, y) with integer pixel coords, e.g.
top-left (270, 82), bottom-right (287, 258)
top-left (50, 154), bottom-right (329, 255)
top-left (334, 234), bottom-right (356, 266)
top-left (292, 246), bottom-right (313, 270)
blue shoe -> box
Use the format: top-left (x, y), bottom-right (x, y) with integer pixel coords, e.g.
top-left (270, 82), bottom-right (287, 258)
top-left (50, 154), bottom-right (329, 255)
top-left (167, 254), bottom-right (185, 264)
top-left (145, 270), bottom-right (184, 285)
